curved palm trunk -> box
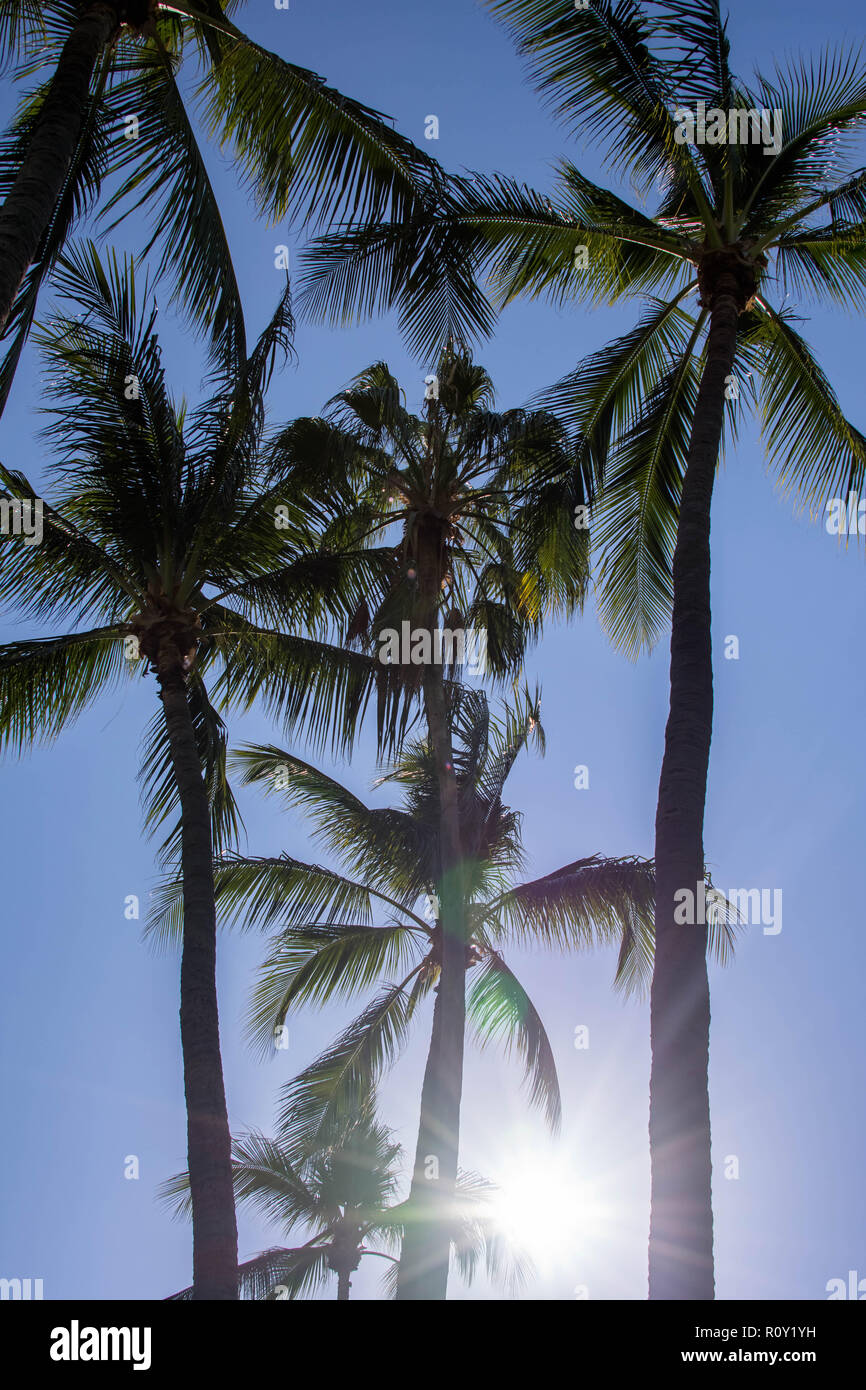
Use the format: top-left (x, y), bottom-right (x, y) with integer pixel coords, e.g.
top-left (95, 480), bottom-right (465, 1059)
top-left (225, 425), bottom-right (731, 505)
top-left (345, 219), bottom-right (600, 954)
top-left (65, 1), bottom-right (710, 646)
top-left (648, 274), bottom-right (742, 1301)
top-left (396, 539), bottom-right (466, 1300)
top-left (158, 648), bottom-right (239, 1300)
top-left (0, 4), bottom-right (117, 336)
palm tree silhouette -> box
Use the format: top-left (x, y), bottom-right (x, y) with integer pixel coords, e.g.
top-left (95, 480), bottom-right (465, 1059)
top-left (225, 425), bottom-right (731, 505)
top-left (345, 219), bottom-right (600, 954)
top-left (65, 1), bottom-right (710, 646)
top-left (0, 244), bottom-right (397, 1296)
top-left (296, 0), bottom-right (866, 1297)
top-left (148, 687), bottom-right (679, 1298)
top-left (163, 1092), bottom-right (529, 1300)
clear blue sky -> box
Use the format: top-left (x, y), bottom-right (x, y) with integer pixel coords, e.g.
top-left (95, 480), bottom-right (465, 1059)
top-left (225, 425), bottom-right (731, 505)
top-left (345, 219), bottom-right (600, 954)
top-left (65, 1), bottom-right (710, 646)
top-left (1, 0), bottom-right (864, 1300)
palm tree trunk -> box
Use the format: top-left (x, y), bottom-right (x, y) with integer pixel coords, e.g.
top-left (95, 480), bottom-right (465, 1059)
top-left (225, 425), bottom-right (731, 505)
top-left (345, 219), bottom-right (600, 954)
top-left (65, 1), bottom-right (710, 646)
top-left (158, 646), bottom-right (239, 1300)
top-left (0, 4), bottom-right (117, 336)
top-left (648, 272), bottom-right (741, 1301)
top-left (396, 545), bottom-right (466, 1300)
top-left (336, 1269), bottom-right (351, 1301)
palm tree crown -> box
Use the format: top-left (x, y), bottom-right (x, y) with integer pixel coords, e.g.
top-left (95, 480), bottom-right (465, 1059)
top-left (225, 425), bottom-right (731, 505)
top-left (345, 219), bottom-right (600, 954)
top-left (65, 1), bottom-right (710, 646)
top-left (0, 242), bottom-right (394, 1297)
top-left (148, 688), bottom-right (666, 1153)
top-left (163, 1092), bottom-right (527, 1300)
top-left (0, 0), bottom-right (444, 409)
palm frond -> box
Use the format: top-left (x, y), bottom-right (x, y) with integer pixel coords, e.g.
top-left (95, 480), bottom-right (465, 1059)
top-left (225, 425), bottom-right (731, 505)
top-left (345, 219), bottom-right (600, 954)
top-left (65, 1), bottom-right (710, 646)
top-left (139, 671), bottom-right (244, 865)
top-left (231, 742), bottom-right (426, 891)
top-left (466, 949), bottom-right (562, 1130)
top-left (489, 853), bottom-right (655, 955)
top-left (248, 922), bottom-right (427, 1045)
top-left (592, 332), bottom-right (704, 655)
top-left (100, 37), bottom-right (246, 366)
top-left (165, 1244), bottom-right (331, 1301)
top-left (274, 978), bottom-right (425, 1155)
top-left (0, 626), bottom-right (126, 752)
top-left (198, 30), bottom-right (441, 231)
top-left (749, 299), bottom-right (866, 514)
top-left (485, 0), bottom-right (707, 201)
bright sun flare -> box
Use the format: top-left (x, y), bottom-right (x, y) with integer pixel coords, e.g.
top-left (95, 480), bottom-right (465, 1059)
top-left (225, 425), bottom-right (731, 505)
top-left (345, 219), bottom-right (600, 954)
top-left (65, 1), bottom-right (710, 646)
top-left (490, 1154), bottom-right (609, 1268)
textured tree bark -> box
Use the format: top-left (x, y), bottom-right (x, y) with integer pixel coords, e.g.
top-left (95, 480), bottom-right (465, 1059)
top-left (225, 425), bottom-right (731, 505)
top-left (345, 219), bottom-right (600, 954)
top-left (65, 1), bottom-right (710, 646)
top-left (396, 534), bottom-right (466, 1301)
top-left (0, 5), bottom-right (118, 336)
top-left (648, 275), bottom-right (741, 1301)
top-left (158, 647), bottom-right (239, 1300)
top-left (336, 1268), bottom-right (351, 1301)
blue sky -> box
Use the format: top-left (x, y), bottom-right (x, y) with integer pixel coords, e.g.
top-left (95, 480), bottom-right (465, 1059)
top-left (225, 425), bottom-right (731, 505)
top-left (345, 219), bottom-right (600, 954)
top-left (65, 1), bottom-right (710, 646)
top-left (1, 0), bottom-right (864, 1300)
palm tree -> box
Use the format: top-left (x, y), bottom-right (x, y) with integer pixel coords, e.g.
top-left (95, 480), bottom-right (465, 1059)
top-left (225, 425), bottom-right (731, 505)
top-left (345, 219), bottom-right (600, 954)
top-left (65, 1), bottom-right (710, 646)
top-left (162, 1092), bottom-right (528, 1300)
top-left (0, 243), bottom-right (398, 1298)
top-left (296, 0), bottom-right (866, 1298)
top-left (255, 354), bottom-right (592, 1296)
top-left (0, 0), bottom-right (439, 408)
top-left (150, 686), bottom-right (674, 1299)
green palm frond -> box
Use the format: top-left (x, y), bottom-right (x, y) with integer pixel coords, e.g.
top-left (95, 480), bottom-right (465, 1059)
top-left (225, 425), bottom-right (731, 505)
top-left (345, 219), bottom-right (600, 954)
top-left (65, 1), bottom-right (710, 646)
top-left (166, 1244), bottom-right (331, 1302)
top-left (237, 1245), bottom-right (332, 1302)
top-left (0, 0), bottom-right (61, 71)
top-left (139, 672), bottom-right (244, 864)
top-left (592, 339), bottom-right (704, 655)
top-left (189, 281), bottom-right (295, 483)
top-left (773, 225), bottom-right (866, 310)
top-left (651, 1), bottom-right (733, 111)
top-left (35, 243), bottom-right (187, 530)
top-left (449, 1169), bottom-right (532, 1295)
top-left (468, 168), bottom-right (689, 312)
top-left (209, 618), bottom-right (411, 758)
top-left (297, 202), bottom-right (498, 362)
top-left (231, 742), bottom-right (430, 892)
top-left (99, 36), bottom-right (246, 365)
top-left (533, 290), bottom-right (699, 471)
top-left (488, 852), bottom-right (655, 955)
top-left (471, 682), bottom-right (545, 824)
top-left (0, 52), bottom-right (112, 415)
top-left (275, 978), bottom-right (425, 1156)
top-left (748, 300), bottom-right (866, 513)
top-left (197, 26), bottom-right (441, 231)
top-left (248, 923), bottom-right (427, 1046)
top-left (0, 0), bottom-right (444, 406)
top-left (466, 949), bottom-right (562, 1130)
top-left (743, 47), bottom-right (866, 237)
top-left (0, 463), bottom-right (141, 624)
top-left (155, 856), bottom-right (357, 943)
top-left (0, 626), bottom-right (126, 752)
top-left (228, 1131), bottom-right (321, 1229)
top-left (485, 0), bottom-right (706, 201)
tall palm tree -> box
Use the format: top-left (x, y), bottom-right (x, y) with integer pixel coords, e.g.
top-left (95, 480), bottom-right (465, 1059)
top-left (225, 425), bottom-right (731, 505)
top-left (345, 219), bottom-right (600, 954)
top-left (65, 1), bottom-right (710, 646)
top-left (296, 0), bottom-right (866, 1298)
top-left (150, 686), bottom-right (674, 1299)
top-left (163, 1092), bottom-right (528, 1300)
top-left (0, 244), bottom-right (398, 1298)
top-left (256, 355), bottom-right (592, 1297)
top-left (0, 0), bottom-right (440, 408)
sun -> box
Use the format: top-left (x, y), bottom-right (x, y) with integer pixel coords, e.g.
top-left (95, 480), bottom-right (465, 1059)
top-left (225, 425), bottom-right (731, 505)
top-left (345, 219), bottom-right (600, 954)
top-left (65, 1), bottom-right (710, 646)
top-left (489, 1150), bottom-right (609, 1271)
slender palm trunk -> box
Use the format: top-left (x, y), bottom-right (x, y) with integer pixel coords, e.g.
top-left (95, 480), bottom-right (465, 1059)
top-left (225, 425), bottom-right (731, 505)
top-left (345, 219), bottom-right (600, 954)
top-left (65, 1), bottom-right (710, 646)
top-left (336, 1269), bottom-right (351, 1301)
top-left (648, 273), bottom-right (742, 1301)
top-left (158, 647), bottom-right (239, 1300)
top-left (0, 5), bottom-right (117, 336)
top-left (396, 537), bottom-right (466, 1300)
